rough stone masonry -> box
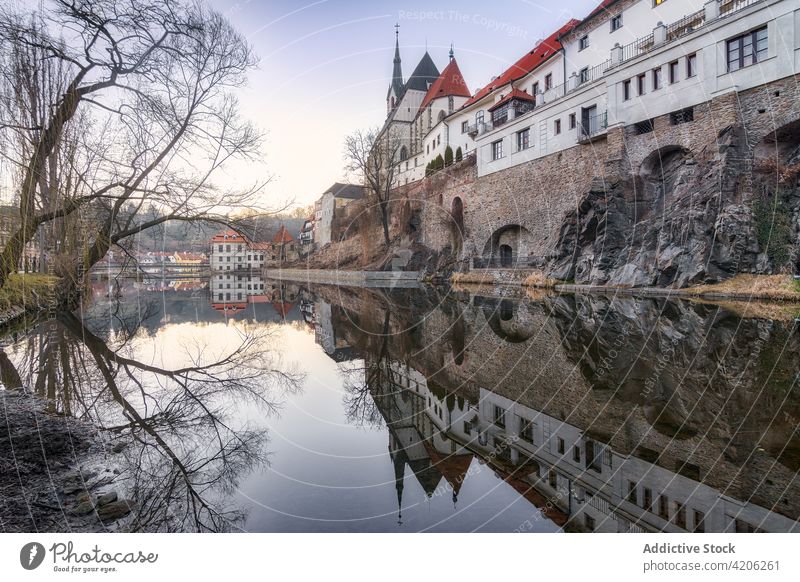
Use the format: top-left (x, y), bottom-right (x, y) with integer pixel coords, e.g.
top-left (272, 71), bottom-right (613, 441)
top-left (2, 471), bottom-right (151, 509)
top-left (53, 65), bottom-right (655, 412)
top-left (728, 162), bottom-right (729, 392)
top-left (406, 77), bottom-right (800, 287)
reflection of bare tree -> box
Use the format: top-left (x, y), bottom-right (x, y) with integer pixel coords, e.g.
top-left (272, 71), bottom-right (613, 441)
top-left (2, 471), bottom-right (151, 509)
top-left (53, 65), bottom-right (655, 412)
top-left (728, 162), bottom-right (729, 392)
top-left (3, 310), bottom-right (303, 532)
top-left (341, 310), bottom-right (402, 429)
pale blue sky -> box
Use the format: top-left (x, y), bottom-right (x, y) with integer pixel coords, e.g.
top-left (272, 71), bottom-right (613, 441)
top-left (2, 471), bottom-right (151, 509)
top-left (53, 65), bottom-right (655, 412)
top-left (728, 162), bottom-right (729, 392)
top-left (210, 0), bottom-right (602, 208)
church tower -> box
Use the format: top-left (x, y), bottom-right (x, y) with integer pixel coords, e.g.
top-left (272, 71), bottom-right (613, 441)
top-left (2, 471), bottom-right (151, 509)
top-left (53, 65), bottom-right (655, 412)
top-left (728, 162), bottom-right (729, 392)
top-left (387, 25), bottom-right (404, 114)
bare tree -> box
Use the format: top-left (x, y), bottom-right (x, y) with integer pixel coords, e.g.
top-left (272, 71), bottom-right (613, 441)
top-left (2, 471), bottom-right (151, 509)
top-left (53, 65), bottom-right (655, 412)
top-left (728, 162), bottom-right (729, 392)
top-left (344, 126), bottom-right (404, 247)
top-left (0, 0), bottom-right (268, 296)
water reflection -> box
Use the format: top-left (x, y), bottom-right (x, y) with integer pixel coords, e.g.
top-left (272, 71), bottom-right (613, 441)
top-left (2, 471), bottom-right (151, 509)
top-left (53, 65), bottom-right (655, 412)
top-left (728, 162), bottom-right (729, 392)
top-left (1, 273), bottom-right (798, 532)
top-left (309, 284), bottom-right (800, 533)
top-left (1, 280), bottom-right (302, 532)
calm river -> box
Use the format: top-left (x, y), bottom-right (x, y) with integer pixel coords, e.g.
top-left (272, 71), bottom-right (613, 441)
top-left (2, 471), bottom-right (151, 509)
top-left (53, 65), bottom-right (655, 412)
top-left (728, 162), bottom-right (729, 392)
top-left (1, 274), bottom-right (799, 533)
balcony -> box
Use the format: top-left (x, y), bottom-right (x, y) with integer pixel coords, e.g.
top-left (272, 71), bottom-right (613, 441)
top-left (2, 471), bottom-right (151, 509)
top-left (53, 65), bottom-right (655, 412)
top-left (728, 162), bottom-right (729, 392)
top-left (578, 111), bottom-right (608, 144)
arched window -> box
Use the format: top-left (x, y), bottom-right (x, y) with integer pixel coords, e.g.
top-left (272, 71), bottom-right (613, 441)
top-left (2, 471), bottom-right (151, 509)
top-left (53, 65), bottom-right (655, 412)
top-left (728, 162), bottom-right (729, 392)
top-left (399, 146), bottom-right (408, 161)
top-left (438, 110), bottom-right (446, 123)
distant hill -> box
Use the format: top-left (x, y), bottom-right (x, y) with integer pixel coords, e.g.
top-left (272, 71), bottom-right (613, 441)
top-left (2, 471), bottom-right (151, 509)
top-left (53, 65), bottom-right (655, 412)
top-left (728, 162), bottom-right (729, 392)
top-left (131, 217), bottom-right (305, 253)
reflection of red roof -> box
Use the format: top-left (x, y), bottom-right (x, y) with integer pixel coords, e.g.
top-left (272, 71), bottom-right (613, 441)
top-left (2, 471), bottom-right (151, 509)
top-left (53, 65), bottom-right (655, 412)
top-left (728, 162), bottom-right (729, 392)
top-left (463, 19), bottom-right (580, 107)
top-left (272, 225), bottom-right (293, 244)
top-left (211, 230), bottom-right (249, 244)
top-left (419, 58), bottom-right (471, 111)
top-left (211, 302), bottom-right (247, 313)
top-left (493, 466), bottom-right (569, 527)
top-left (488, 88), bottom-right (535, 111)
top-left (272, 301), bottom-right (295, 317)
top-left (424, 442), bottom-right (473, 496)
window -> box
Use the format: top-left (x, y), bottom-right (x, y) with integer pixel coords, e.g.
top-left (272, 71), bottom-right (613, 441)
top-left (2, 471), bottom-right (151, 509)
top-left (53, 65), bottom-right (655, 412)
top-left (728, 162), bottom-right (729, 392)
top-left (461, 120), bottom-right (468, 133)
top-left (668, 60), bottom-right (679, 83)
top-left (658, 495), bottom-right (669, 520)
top-left (585, 514), bottom-right (596, 531)
top-left (579, 35), bottom-right (589, 51)
top-left (544, 73), bottom-right (552, 90)
top-left (557, 437), bottom-right (565, 454)
top-left (579, 67), bottom-right (589, 84)
top-left (693, 510), bottom-right (705, 533)
top-left (548, 470), bottom-right (557, 488)
top-left (627, 481), bottom-right (637, 504)
top-left (493, 404), bottom-right (506, 427)
top-left (674, 503), bottom-right (687, 529)
top-left (573, 446), bottom-right (580, 462)
top-left (652, 67), bottom-right (662, 90)
top-left (686, 53), bottom-right (697, 77)
top-left (727, 27), bottom-right (767, 72)
top-left (637, 73), bottom-right (646, 95)
top-left (491, 140), bottom-right (503, 161)
top-left (670, 107), bottom-right (694, 125)
top-left (643, 488), bottom-right (653, 510)
top-left (653, 0), bottom-right (667, 5)
top-left (531, 81), bottom-right (539, 100)
top-left (623, 79), bottom-right (632, 101)
top-left (516, 128), bottom-right (530, 151)
top-left (610, 14), bottom-right (622, 32)
top-left (519, 418), bottom-right (534, 443)
top-left (569, 113), bottom-right (576, 129)
top-left (554, 119), bottom-right (561, 135)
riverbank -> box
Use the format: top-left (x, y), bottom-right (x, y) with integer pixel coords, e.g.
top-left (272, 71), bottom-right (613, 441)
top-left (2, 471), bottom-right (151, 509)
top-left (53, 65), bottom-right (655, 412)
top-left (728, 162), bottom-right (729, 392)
top-left (264, 267), bottom-right (422, 288)
top-left (0, 389), bottom-right (132, 532)
top-left (0, 274), bottom-right (58, 328)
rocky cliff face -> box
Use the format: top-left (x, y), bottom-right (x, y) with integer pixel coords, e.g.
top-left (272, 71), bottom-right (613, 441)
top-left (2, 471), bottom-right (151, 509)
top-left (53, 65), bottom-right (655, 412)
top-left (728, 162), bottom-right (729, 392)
top-left (549, 116), bottom-right (800, 288)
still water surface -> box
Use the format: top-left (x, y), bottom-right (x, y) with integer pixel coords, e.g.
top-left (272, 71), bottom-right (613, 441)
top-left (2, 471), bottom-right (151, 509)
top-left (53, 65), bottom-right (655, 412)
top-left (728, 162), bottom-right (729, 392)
top-left (1, 275), bottom-right (799, 533)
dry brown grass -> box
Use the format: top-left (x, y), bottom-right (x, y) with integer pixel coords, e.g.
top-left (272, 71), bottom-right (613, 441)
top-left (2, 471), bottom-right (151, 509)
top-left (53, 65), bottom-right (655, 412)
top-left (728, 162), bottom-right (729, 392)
top-left (451, 272), bottom-right (495, 287)
top-left (690, 299), bottom-right (800, 321)
top-left (521, 271), bottom-right (559, 288)
top-left (685, 274), bottom-right (800, 301)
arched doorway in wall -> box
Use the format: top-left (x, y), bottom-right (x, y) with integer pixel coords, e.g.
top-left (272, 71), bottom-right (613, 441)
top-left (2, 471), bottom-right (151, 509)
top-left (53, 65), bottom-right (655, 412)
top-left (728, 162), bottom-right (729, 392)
top-left (499, 245), bottom-right (513, 267)
top-left (480, 225), bottom-right (533, 268)
top-left (637, 146), bottom-right (695, 221)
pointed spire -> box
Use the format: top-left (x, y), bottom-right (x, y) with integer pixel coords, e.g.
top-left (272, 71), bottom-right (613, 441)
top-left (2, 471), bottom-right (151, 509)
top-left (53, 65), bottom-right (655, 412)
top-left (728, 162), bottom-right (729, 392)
top-left (393, 448), bottom-right (405, 526)
top-left (449, 43), bottom-right (454, 61)
top-left (389, 23), bottom-right (403, 105)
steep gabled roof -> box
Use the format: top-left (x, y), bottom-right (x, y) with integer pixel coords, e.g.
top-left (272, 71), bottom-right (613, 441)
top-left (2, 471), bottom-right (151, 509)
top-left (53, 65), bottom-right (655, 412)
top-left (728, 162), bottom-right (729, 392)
top-left (463, 19), bottom-right (580, 107)
top-left (325, 182), bottom-right (364, 200)
top-left (488, 88), bottom-right (535, 111)
top-left (403, 51), bottom-right (440, 93)
top-left (272, 225), bottom-right (294, 244)
top-left (419, 57), bottom-right (471, 111)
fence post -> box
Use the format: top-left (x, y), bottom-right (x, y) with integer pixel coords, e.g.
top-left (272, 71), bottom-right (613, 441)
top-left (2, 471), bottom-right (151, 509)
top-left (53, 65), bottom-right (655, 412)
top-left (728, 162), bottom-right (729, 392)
top-left (611, 43), bottom-right (623, 64)
top-left (653, 22), bottom-right (667, 45)
top-left (704, 0), bottom-right (720, 21)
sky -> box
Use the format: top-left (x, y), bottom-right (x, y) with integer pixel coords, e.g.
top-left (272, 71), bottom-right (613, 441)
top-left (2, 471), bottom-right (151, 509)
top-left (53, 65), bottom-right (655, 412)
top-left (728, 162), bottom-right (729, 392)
top-left (199, 0), bottom-right (602, 209)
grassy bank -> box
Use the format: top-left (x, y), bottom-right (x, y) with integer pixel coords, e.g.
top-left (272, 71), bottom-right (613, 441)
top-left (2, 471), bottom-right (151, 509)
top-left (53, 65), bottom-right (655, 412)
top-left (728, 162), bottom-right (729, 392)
top-left (684, 274), bottom-right (800, 301)
top-left (0, 273), bottom-right (59, 312)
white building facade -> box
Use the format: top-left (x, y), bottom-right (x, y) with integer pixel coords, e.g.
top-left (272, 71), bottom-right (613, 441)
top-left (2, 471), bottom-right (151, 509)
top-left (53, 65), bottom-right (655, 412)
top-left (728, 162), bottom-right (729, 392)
top-left (381, 0), bottom-right (799, 183)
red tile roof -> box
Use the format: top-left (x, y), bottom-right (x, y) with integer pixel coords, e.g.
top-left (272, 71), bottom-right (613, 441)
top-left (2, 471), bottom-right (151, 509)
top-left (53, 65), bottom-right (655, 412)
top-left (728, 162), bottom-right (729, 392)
top-left (272, 225), bottom-right (294, 244)
top-left (463, 19), bottom-right (581, 107)
top-left (487, 88), bottom-right (535, 112)
top-left (210, 229), bottom-right (249, 244)
top-left (585, 0), bottom-right (620, 21)
top-left (419, 58), bottom-right (471, 111)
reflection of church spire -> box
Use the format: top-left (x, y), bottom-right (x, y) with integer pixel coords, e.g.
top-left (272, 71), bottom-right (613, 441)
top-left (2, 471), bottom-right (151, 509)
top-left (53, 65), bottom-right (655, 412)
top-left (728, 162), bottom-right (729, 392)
top-left (392, 446), bottom-right (405, 526)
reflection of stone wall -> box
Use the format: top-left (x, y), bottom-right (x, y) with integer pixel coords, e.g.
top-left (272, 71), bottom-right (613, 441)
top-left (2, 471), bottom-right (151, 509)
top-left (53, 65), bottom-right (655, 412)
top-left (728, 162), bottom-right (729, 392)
top-left (316, 284), bottom-right (800, 521)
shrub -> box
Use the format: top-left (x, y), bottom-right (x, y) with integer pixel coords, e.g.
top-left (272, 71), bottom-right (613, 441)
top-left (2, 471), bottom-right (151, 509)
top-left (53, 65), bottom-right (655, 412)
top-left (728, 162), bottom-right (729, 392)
top-left (444, 145), bottom-right (453, 166)
top-left (455, 147), bottom-right (463, 162)
top-left (753, 188), bottom-right (793, 269)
